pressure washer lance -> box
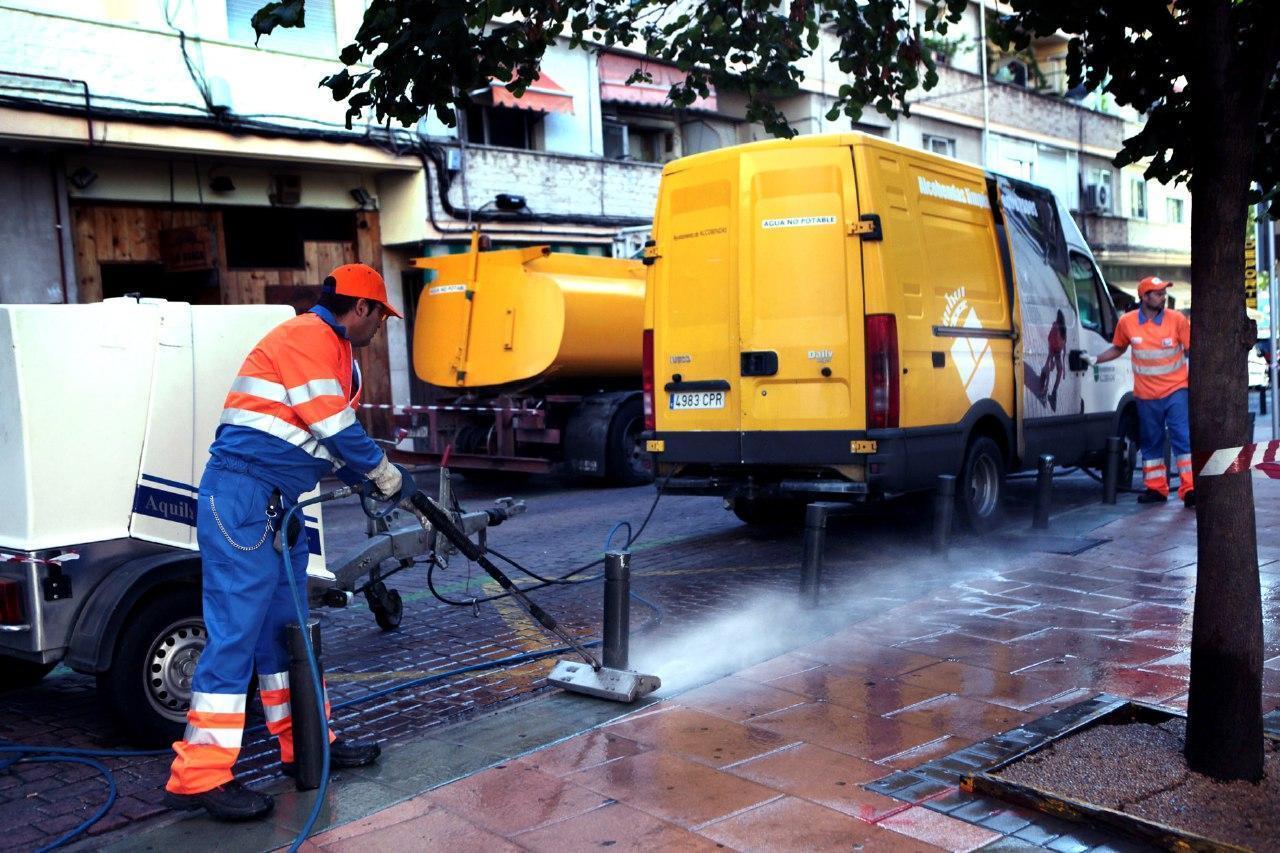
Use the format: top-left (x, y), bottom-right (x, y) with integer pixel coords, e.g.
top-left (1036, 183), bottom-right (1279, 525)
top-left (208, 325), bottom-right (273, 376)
top-left (402, 489), bottom-right (602, 669)
top-left (401, 490), bottom-right (660, 703)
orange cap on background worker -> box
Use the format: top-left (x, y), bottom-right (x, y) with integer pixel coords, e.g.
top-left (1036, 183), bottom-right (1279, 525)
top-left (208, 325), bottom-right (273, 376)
top-left (1137, 275), bottom-right (1174, 297)
top-left (325, 263), bottom-right (403, 318)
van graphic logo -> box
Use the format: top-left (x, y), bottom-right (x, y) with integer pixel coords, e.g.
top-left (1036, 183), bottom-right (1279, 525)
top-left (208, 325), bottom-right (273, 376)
top-left (807, 350), bottom-right (833, 363)
top-left (942, 287), bottom-right (995, 404)
top-left (918, 176), bottom-right (990, 210)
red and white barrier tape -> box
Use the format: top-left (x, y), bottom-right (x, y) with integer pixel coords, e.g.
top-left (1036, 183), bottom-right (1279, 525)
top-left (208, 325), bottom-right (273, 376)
top-left (1194, 439), bottom-right (1280, 479)
top-left (2, 552), bottom-right (80, 567)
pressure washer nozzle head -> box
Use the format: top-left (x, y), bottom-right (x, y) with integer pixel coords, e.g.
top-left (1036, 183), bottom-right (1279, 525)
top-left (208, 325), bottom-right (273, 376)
top-left (548, 659), bottom-right (661, 703)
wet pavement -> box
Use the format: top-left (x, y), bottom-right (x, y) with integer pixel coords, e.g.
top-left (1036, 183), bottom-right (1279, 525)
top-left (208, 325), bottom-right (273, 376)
top-left (4, 426), bottom-right (1280, 850)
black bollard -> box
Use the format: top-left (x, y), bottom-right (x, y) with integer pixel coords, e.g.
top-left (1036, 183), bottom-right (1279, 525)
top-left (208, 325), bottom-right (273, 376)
top-left (1032, 454), bottom-right (1054, 530)
top-left (285, 620), bottom-right (326, 791)
top-left (800, 503), bottom-right (828, 607)
top-left (1260, 386), bottom-right (1268, 417)
top-left (1103, 437), bottom-right (1123, 505)
top-left (933, 475), bottom-right (956, 554)
top-left (602, 551), bottom-right (630, 671)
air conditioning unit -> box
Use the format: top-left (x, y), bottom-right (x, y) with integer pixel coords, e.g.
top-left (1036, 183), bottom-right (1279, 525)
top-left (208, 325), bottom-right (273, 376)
top-left (1085, 182), bottom-right (1112, 212)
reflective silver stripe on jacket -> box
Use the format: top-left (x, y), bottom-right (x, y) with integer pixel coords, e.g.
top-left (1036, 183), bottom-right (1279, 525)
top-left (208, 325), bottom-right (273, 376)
top-left (219, 408), bottom-right (334, 460)
top-left (1131, 345), bottom-right (1184, 360)
top-left (310, 406), bottom-right (358, 439)
top-left (1133, 357), bottom-right (1187, 376)
top-left (287, 378), bottom-right (346, 407)
top-left (230, 375), bottom-right (288, 402)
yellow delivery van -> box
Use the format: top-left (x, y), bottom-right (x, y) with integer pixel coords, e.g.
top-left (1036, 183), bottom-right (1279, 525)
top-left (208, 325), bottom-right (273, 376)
top-left (641, 133), bottom-right (1136, 529)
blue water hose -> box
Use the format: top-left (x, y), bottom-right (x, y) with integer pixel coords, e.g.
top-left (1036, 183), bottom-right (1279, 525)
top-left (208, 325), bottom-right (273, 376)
top-left (1, 484), bottom-right (666, 850)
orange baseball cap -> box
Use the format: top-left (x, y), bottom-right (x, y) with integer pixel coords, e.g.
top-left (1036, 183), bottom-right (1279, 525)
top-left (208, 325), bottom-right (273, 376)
top-left (324, 263), bottom-right (403, 318)
top-left (1137, 275), bottom-right (1173, 297)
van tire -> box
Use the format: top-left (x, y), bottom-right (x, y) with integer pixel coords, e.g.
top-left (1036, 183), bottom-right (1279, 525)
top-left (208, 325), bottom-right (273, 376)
top-left (97, 588), bottom-right (205, 747)
top-left (957, 436), bottom-right (1006, 532)
top-left (731, 497), bottom-right (805, 527)
top-left (0, 657), bottom-right (57, 691)
top-left (607, 397), bottom-right (653, 486)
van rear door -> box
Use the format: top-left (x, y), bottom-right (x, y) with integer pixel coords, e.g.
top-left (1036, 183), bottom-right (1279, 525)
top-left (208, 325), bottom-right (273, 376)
top-left (737, 146), bottom-right (864, 460)
top-left (650, 156), bottom-right (740, 459)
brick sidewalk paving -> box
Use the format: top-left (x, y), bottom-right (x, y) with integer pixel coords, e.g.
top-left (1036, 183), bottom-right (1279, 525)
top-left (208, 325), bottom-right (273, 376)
top-left (282, 473), bottom-right (1280, 852)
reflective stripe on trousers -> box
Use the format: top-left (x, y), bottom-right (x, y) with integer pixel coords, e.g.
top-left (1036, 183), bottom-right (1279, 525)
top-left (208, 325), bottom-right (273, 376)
top-left (166, 464), bottom-right (330, 795)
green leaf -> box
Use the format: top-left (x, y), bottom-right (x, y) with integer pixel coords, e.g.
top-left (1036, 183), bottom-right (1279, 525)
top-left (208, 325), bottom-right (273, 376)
top-left (250, 0), bottom-right (305, 46)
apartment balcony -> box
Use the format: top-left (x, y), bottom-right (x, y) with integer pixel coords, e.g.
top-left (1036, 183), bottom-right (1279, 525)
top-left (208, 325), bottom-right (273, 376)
top-left (911, 65), bottom-right (1124, 153)
top-left (1083, 214), bottom-right (1191, 268)
top-left (443, 145), bottom-right (662, 223)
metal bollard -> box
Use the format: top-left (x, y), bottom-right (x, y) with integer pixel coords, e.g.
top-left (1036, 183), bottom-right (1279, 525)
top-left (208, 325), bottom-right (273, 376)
top-left (1032, 454), bottom-right (1054, 530)
top-left (285, 620), bottom-right (327, 791)
top-left (1260, 387), bottom-right (1268, 417)
top-left (933, 475), bottom-right (956, 554)
top-left (1102, 436), bottom-right (1123, 505)
top-left (603, 551), bottom-right (631, 671)
top-left (800, 503), bottom-right (828, 607)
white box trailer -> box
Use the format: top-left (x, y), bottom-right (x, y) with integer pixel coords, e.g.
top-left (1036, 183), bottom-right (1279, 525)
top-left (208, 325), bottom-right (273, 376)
top-left (0, 298), bottom-right (326, 744)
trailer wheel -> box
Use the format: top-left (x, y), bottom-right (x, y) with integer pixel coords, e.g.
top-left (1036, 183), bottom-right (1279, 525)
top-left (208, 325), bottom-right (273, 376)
top-left (97, 588), bottom-right (204, 747)
top-left (607, 397), bottom-right (654, 486)
top-left (365, 580), bottom-right (404, 632)
top-left (957, 435), bottom-right (1006, 532)
top-left (0, 657), bottom-right (57, 692)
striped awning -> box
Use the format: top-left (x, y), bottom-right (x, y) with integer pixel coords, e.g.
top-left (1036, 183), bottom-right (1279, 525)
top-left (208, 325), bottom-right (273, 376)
top-left (598, 52), bottom-right (717, 111)
top-left (482, 72), bottom-right (575, 115)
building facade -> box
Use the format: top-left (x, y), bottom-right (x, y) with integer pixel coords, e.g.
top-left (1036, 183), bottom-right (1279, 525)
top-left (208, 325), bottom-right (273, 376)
top-left (0, 0), bottom-right (1192, 414)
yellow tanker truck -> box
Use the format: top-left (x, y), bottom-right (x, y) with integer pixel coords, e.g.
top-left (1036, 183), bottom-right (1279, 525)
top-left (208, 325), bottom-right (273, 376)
top-left (392, 235), bottom-right (652, 484)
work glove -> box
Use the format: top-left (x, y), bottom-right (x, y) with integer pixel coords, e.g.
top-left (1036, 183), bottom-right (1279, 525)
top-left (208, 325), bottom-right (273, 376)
top-left (367, 455), bottom-right (403, 501)
top-left (1080, 354), bottom-right (1098, 368)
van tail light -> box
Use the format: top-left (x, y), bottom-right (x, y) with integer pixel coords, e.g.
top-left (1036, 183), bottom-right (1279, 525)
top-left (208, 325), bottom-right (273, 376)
top-left (642, 329), bottom-right (656, 431)
top-left (0, 579), bottom-right (23, 624)
top-left (865, 314), bottom-right (900, 429)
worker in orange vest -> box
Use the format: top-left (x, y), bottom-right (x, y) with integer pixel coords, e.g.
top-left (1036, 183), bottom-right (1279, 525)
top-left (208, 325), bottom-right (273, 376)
top-left (1089, 276), bottom-right (1194, 507)
top-left (163, 265), bottom-right (405, 820)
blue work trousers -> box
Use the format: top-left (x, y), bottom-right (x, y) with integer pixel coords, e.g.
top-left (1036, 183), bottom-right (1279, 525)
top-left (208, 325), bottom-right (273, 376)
top-left (1137, 388), bottom-right (1193, 498)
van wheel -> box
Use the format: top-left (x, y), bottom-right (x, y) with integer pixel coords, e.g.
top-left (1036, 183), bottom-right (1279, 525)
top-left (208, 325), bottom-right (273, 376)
top-left (97, 588), bottom-right (204, 747)
top-left (957, 436), bottom-right (1006, 532)
top-left (731, 497), bottom-right (805, 527)
top-left (0, 657), bottom-right (57, 691)
top-left (607, 397), bottom-right (654, 486)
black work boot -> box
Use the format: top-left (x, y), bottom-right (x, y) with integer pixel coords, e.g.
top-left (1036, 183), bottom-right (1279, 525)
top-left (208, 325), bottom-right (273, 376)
top-left (280, 737), bottom-right (381, 776)
top-left (1183, 490), bottom-right (1196, 508)
top-left (163, 781), bottom-right (274, 821)
top-left (1137, 489), bottom-right (1168, 504)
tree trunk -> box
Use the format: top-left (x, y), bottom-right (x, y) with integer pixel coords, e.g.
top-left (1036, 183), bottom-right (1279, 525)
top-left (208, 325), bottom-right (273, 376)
top-left (1183, 0), bottom-right (1265, 782)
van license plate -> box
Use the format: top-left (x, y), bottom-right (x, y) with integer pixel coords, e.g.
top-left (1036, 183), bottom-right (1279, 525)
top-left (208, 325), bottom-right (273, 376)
top-left (670, 391), bottom-right (726, 410)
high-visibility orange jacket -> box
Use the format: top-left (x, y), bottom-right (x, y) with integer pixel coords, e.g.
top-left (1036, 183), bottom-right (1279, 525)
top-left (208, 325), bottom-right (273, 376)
top-left (209, 306), bottom-right (384, 497)
top-left (1112, 308), bottom-right (1191, 400)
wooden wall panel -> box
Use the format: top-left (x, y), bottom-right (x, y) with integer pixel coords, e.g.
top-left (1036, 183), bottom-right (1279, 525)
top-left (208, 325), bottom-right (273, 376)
top-left (353, 211), bottom-right (392, 425)
top-left (69, 205), bottom-right (394, 431)
top-left (71, 206), bottom-right (102, 303)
